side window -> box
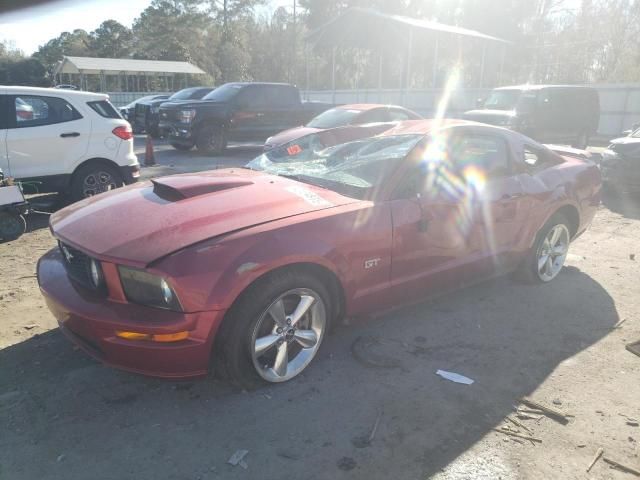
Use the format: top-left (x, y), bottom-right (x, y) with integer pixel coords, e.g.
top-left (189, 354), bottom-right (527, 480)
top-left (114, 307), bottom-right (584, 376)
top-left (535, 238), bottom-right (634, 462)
top-left (263, 86), bottom-right (298, 108)
top-left (14, 95), bottom-right (81, 128)
top-left (451, 134), bottom-right (510, 178)
top-left (358, 108), bottom-right (389, 124)
top-left (388, 109), bottom-right (412, 121)
top-left (523, 144), bottom-right (554, 171)
top-left (235, 87), bottom-right (263, 109)
top-left (87, 100), bottom-right (121, 119)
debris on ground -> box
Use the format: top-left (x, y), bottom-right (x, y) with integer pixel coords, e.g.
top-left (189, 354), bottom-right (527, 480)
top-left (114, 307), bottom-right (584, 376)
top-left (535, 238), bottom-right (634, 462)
top-left (506, 416), bottom-right (533, 434)
top-left (436, 370), bottom-right (474, 385)
top-left (552, 398), bottom-right (562, 406)
top-left (492, 427), bottom-right (542, 443)
top-left (626, 341), bottom-right (640, 358)
top-left (520, 398), bottom-right (569, 423)
top-left (627, 421), bottom-right (639, 427)
top-left (586, 447), bottom-right (603, 472)
top-left (630, 253), bottom-right (636, 261)
top-left (614, 318), bottom-right (628, 329)
top-left (603, 456), bottom-right (640, 476)
top-left (352, 408), bottom-right (383, 448)
top-left (228, 449), bottom-right (249, 467)
top-left (56, 454), bottom-right (65, 462)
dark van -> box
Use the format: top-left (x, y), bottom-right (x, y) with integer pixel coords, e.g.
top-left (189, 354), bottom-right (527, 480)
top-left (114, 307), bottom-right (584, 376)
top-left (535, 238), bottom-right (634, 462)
top-left (463, 85), bottom-right (600, 149)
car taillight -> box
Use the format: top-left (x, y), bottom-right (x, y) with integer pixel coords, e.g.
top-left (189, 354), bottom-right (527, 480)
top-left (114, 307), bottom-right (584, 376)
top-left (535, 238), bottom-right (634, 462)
top-left (112, 125), bottom-right (133, 140)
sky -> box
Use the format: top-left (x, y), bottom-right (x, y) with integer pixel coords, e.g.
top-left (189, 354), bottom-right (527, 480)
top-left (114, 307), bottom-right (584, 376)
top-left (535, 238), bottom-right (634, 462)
top-left (0, 0), bottom-right (293, 55)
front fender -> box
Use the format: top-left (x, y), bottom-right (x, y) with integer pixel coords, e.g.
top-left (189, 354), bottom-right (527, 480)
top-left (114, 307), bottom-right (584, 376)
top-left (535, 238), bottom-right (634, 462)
top-left (154, 228), bottom-right (350, 314)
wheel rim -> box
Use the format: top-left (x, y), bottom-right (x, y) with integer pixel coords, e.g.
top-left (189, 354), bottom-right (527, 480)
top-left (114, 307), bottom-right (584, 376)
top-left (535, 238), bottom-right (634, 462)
top-left (83, 171), bottom-right (116, 197)
top-left (208, 128), bottom-right (223, 151)
top-left (250, 288), bottom-right (326, 383)
top-left (536, 224), bottom-right (570, 282)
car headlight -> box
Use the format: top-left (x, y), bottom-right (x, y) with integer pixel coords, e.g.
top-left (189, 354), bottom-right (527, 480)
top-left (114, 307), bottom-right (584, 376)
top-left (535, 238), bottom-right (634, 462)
top-left (150, 106), bottom-right (160, 114)
top-left (89, 258), bottom-right (105, 289)
top-left (179, 109), bottom-right (196, 123)
top-left (118, 266), bottom-right (182, 311)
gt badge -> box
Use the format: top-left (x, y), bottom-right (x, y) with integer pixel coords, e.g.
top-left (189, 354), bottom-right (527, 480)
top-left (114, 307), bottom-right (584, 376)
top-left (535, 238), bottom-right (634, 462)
top-left (364, 258), bottom-right (381, 269)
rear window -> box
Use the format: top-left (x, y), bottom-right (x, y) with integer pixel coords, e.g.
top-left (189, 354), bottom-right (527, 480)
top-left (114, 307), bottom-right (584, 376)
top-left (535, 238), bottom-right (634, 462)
top-left (88, 100), bottom-right (122, 119)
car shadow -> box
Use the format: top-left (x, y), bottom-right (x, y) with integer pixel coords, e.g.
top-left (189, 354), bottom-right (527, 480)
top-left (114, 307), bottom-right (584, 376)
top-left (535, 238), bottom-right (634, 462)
top-left (0, 269), bottom-right (617, 479)
top-left (601, 188), bottom-right (640, 220)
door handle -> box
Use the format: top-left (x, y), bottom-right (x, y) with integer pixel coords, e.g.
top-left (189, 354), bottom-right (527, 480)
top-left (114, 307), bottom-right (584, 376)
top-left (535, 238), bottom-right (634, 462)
top-left (60, 132), bottom-right (80, 138)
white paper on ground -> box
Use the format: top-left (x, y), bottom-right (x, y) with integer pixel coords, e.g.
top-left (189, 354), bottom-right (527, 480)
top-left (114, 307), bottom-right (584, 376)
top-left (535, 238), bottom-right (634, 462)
top-left (436, 369), bottom-right (474, 385)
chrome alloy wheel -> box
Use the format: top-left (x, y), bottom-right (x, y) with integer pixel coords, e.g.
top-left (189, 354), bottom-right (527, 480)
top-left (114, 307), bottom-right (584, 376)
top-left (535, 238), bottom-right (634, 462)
top-left (83, 171), bottom-right (117, 197)
top-left (537, 224), bottom-right (570, 282)
top-left (251, 288), bottom-right (326, 383)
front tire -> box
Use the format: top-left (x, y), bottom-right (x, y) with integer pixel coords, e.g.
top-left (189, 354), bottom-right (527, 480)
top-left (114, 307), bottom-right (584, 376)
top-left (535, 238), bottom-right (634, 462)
top-left (196, 125), bottom-right (227, 155)
top-left (214, 269), bottom-right (332, 389)
top-left (517, 214), bottom-right (571, 283)
top-left (70, 163), bottom-right (123, 202)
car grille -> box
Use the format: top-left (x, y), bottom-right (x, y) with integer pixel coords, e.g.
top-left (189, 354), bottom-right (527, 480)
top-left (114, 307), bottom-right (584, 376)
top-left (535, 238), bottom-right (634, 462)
top-left (159, 108), bottom-right (177, 121)
top-left (58, 242), bottom-right (104, 294)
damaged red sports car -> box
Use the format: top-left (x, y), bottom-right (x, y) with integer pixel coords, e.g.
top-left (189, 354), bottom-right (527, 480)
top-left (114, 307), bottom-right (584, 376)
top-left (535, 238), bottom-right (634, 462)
top-left (37, 120), bottom-right (601, 387)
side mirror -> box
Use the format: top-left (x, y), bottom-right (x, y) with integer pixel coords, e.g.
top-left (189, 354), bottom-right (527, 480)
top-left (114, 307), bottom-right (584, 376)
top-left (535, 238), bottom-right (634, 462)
top-left (476, 98), bottom-right (484, 107)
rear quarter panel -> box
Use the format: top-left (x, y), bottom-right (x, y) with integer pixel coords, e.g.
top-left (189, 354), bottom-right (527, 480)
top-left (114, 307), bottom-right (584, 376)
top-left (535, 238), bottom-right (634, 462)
top-left (518, 156), bottom-right (600, 250)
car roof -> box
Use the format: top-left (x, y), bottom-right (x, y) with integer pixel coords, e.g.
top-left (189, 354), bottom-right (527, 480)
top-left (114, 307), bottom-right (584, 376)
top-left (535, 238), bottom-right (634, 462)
top-left (222, 82), bottom-right (295, 87)
top-left (0, 85), bottom-right (107, 102)
top-left (377, 119), bottom-right (489, 136)
top-left (335, 104), bottom-right (388, 111)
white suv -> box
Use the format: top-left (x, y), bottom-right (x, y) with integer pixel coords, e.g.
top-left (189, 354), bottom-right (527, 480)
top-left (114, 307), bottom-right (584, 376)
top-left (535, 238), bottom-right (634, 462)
top-left (1, 86), bottom-right (139, 201)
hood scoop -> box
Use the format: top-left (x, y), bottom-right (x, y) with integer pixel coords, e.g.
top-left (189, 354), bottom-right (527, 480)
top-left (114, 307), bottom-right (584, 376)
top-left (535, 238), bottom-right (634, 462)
top-left (151, 175), bottom-right (253, 201)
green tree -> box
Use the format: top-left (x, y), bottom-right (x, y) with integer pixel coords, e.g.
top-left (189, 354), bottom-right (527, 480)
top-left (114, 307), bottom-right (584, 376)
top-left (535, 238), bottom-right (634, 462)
top-left (89, 20), bottom-right (133, 58)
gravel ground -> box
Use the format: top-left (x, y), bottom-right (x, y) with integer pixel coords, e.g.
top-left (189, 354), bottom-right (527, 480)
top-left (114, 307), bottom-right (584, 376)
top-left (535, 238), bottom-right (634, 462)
top-left (0, 141), bottom-right (639, 479)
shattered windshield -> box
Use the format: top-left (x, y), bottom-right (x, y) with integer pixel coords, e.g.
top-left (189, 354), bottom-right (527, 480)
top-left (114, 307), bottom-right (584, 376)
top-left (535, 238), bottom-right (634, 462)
top-left (246, 134), bottom-right (423, 199)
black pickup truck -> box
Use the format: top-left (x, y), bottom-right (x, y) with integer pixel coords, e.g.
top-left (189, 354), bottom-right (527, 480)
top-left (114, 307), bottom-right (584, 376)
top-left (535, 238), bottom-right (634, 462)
top-left (135, 86), bottom-right (215, 138)
top-left (158, 82), bottom-right (332, 154)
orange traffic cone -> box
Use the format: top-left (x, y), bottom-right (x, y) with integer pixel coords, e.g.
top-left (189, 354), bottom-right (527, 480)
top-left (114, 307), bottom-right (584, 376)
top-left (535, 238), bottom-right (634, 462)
top-left (144, 134), bottom-right (156, 166)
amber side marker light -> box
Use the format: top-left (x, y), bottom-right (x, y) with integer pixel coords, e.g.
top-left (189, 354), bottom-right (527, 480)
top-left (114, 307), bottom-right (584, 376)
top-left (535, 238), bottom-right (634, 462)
top-left (116, 331), bottom-right (189, 342)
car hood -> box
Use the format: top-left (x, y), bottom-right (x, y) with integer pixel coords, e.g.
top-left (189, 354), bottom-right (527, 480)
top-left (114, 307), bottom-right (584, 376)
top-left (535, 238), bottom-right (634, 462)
top-left (161, 100), bottom-right (226, 111)
top-left (610, 136), bottom-right (640, 146)
top-left (50, 169), bottom-right (358, 265)
top-left (266, 126), bottom-right (321, 148)
top-left (462, 109), bottom-right (515, 126)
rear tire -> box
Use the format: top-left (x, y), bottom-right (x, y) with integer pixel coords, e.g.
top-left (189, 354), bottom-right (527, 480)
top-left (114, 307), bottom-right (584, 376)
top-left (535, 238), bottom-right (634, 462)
top-left (196, 125), bottom-right (227, 155)
top-left (0, 211), bottom-right (26, 241)
top-left (517, 214), bottom-right (571, 284)
top-left (170, 142), bottom-right (193, 151)
top-left (213, 269), bottom-right (333, 389)
top-left (70, 163), bottom-right (123, 202)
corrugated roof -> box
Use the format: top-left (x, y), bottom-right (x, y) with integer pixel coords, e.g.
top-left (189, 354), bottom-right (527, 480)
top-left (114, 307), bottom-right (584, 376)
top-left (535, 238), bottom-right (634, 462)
top-left (54, 56), bottom-right (206, 75)
top-left (306, 8), bottom-right (511, 47)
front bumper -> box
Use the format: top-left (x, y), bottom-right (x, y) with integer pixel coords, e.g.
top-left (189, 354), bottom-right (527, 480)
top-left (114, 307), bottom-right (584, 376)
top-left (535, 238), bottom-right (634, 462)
top-left (160, 120), bottom-right (195, 142)
top-left (37, 248), bottom-right (226, 379)
top-left (119, 164), bottom-right (140, 185)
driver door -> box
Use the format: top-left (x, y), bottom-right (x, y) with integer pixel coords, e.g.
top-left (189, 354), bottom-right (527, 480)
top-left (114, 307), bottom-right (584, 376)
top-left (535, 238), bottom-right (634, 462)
top-left (388, 129), bottom-right (528, 302)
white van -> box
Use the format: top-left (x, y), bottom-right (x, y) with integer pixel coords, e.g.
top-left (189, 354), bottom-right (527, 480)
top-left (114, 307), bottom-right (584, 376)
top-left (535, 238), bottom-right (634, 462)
top-left (0, 86), bottom-right (139, 201)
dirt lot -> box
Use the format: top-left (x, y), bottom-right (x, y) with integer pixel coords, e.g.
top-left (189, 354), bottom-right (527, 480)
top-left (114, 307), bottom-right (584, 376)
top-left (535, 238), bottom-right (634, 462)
top-left (1, 143), bottom-right (639, 479)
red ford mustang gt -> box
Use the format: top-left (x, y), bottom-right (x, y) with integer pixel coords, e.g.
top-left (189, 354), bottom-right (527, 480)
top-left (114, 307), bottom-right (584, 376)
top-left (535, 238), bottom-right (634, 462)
top-left (37, 120), bottom-right (601, 387)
